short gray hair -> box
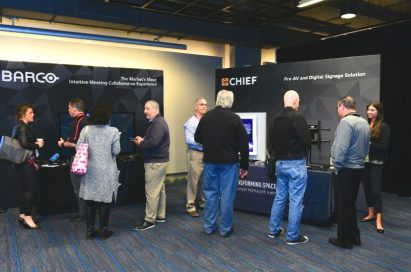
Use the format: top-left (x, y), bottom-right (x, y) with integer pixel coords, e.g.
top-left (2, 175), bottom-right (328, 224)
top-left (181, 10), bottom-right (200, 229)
top-left (145, 100), bottom-right (160, 112)
top-left (215, 90), bottom-right (234, 109)
top-left (338, 96), bottom-right (356, 110)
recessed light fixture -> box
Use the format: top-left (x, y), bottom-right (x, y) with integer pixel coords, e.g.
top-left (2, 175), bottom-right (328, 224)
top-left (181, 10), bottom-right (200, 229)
top-left (341, 0), bottom-right (358, 19)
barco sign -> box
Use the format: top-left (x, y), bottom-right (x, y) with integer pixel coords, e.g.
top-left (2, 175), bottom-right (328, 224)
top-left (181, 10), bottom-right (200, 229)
top-left (1, 70), bottom-right (60, 84)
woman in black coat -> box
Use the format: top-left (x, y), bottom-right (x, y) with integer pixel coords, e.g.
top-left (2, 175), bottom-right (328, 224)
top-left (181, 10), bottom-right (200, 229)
top-left (13, 104), bottom-right (44, 230)
top-left (360, 101), bottom-right (390, 233)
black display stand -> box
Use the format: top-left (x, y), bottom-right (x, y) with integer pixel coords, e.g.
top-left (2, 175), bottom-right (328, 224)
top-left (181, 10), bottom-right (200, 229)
top-left (36, 164), bottom-right (76, 215)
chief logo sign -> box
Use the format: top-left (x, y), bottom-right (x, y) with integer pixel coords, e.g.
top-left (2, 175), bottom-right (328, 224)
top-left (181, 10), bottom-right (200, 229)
top-left (1, 70), bottom-right (60, 84)
top-left (221, 76), bottom-right (258, 87)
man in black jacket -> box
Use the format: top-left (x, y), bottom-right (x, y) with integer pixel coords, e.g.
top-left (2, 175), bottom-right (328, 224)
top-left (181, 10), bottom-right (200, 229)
top-left (267, 90), bottom-right (311, 245)
top-left (195, 90), bottom-right (249, 237)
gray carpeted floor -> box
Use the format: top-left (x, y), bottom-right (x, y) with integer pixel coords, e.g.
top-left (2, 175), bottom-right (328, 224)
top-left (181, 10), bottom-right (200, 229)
top-left (1, 180), bottom-right (411, 272)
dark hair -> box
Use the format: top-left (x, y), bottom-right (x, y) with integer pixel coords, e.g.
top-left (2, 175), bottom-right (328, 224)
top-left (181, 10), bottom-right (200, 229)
top-left (338, 96), bottom-right (356, 110)
top-left (367, 101), bottom-right (384, 141)
top-left (15, 103), bottom-right (34, 120)
top-left (89, 104), bottom-right (112, 125)
top-left (69, 98), bottom-right (85, 112)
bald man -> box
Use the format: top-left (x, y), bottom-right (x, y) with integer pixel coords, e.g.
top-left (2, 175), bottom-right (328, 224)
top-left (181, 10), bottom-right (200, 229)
top-left (267, 90), bottom-right (311, 245)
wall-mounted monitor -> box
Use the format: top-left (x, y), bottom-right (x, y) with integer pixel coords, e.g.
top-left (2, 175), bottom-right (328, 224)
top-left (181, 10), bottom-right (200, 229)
top-left (59, 112), bottom-right (135, 157)
top-left (236, 112), bottom-right (267, 161)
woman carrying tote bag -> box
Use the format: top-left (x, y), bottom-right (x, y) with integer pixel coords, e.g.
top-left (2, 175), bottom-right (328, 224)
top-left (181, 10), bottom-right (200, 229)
top-left (13, 103), bottom-right (44, 230)
top-left (77, 104), bottom-right (121, 240)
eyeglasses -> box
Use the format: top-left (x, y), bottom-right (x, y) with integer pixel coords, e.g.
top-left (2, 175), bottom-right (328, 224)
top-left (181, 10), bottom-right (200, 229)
top-left (198, 103), bottom-right (207, 106)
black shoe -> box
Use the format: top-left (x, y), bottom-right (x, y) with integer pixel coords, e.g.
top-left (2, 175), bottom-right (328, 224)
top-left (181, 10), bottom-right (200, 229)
top-left (220, 227), bottom-right (233, 237)
top-left (21, 219), bottom-right (40, 230)
top-left (286, 235), bottom-right (309, 245)
top-left (204, 228), bottom-right (216, 235)
top-left (87, 229), bottom-right (97, 240)
top-left (99, 229), bottom-right (113, 239)
top-left (70, 215), bottom-right (85, 222)
top-left (376, 228), bottom-right (384, 233)
top-left (19, 217), bottom-right (39, 225)
top-left (328, 238), bottom-right (353, 249)
top-left (133, 220), bottom-right (155, 231)
top-left (155, 217), bottom-right (166, 223)
top-left (187, 210), bottom-right (200, 217)
top-left (268, 227), bottom-right (284, 239)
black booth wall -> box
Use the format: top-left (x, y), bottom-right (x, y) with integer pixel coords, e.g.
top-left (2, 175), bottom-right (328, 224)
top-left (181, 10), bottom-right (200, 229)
top-left (276, 21), bottom-right (411, 196)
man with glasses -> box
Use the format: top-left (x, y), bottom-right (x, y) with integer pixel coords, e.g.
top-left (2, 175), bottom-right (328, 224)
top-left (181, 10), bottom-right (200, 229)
top-left (329, 96), bottom-right (370, 249)
top-left (184, 97), bottom-right (208, 217)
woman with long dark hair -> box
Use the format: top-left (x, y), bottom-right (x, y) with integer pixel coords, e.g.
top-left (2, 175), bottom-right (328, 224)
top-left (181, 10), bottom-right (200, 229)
top-left (360, 101), bottom-right (390, 233)
top-left (13, 104), bottom-right (44, 230)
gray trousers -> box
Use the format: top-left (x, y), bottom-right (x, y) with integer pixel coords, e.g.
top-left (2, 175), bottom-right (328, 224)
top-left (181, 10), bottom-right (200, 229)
top-left (70, 155), bottom-right (85, 216)
top-left (144, 162), bottom-right (169, 223)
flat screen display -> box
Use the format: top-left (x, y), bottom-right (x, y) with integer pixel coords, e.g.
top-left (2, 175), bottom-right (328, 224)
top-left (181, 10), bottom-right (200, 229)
top-left (236, 112), bottom-right (266, 161)
top-left (59, 112), bottom-right (135, 157)
top-left (241, 116), bottom-right (257, 156)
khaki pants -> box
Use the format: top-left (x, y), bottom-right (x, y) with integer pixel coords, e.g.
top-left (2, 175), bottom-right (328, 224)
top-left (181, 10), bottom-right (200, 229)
top-left (144, 162), bottom-right (169, 223)
top-left (186, 149), bottom-right (205, 212)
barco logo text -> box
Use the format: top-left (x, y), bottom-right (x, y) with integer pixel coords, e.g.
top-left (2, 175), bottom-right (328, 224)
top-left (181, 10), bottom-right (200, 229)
top-left (1, 70), bottom-right (60, 84)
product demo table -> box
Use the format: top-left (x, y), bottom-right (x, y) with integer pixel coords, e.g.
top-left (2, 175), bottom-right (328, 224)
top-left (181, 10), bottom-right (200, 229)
top-left (235, 164), bottom-right (332, 223)
top-left (235, 164), bottom-right (366, 224)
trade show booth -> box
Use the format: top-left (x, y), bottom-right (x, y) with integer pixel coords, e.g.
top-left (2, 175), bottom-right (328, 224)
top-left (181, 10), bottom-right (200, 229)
top-left (216, 55), bottom-right (380, 223)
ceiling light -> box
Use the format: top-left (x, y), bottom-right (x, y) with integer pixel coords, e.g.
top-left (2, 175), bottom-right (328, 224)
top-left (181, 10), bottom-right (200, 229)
top-left (341, 0), bottom-right (358, 19)
top-left (297, 0), bottom-right (324, 8)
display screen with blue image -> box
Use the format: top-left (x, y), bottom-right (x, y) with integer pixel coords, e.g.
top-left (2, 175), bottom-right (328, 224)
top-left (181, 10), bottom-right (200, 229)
top-left (59, 112), bottom-right (135, 157)
top-left (242, 118), bottom-right (254, 154)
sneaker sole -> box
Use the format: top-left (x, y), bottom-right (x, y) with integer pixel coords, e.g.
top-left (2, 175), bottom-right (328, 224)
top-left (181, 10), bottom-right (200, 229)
top-left (286, 236), bottom-right (309, 245)
top-left (133, 225), bottom-right (155, 231)
top-left (155, 219), bottom-right (165, 223)
top-left (268, 228), bottom-right (284, 239)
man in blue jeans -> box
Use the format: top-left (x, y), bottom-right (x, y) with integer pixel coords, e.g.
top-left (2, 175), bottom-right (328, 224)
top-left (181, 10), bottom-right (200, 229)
top-left (268, 90), bottom-right (311, 245)
top-left (194, 90), bottom-right (249, 237)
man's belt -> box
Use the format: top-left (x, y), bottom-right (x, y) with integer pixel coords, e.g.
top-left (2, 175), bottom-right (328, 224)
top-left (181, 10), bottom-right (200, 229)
top-left (189, 148), bottom-right (203, 152)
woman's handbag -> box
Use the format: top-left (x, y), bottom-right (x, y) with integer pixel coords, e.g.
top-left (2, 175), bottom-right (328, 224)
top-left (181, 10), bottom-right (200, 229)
top-left (0, 135), bottom-right (33, 164)
top-left (71, 126), bottom-right (89, 176)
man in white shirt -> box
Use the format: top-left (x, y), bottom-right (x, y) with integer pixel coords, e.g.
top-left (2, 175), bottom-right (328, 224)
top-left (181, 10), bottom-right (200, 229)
top-left (183, 97), bottom-right (207, 217)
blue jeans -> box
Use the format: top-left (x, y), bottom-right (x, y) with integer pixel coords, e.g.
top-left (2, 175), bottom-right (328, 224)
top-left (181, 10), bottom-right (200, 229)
top-left (203, 163), bottom-right (239, 236)
top-left (268, 159), bottom-right (307, 241)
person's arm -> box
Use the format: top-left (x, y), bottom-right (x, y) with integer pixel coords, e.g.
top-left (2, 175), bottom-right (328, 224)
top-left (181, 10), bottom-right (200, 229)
top-left (17, 125), bottom-right (38, 150)
top-left (370, 123), bottom-right (390, 153)
top-left (140, 121), bottom-right (165, 149)
top-left (75, 126), bottom-right (87, 149)
top-left (237, 118), bottom-right (250, 171)
top-left (332, 120), bottom-right (352, 174)
top-left (112, 130), bottom-right (121, 156)
top-left (184, 118), bottom-right (198, 145)
top-left (194, 118), bottom-right (204, 145)
top-left (294, 115), bottom-right (311, 148)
